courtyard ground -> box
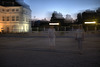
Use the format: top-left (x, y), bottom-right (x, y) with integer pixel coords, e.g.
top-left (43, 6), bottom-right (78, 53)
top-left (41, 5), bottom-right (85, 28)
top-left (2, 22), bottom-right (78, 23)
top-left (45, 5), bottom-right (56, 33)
top-left (0, 31), bottom-right (100, 67)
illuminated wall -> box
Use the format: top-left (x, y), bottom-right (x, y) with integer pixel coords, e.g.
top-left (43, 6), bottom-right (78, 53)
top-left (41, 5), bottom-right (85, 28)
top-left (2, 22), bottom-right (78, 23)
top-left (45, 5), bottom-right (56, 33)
top-left (0, 6), bottom-right (31, 33)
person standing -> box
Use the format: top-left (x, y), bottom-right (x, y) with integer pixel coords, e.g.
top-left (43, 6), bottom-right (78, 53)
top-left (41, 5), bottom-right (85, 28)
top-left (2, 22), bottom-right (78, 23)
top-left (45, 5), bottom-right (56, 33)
top-left (48, 26), bottom-right (56, 49)
top-left (75, 25), bottom-right (84, 54)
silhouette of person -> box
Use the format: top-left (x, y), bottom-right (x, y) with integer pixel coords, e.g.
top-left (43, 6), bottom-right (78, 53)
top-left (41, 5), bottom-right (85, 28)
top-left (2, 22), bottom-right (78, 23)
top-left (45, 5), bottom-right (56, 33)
top-left (75, 25), bottom-right (84, 54)
top-left (48, 26), bottom-right (56, 49)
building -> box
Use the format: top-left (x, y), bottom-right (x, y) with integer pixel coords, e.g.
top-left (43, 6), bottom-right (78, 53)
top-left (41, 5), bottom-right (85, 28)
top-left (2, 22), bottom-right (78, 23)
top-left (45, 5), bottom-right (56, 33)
top-left (76, 8), bottom-right (100, 31)
top-left (0, 0), bottom-right (31, 33)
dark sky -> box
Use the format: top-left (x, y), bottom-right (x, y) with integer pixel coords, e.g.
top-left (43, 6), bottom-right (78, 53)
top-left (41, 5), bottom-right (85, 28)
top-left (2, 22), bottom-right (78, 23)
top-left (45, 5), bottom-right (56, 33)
top-left (24, 0), bottom-right (100, 20)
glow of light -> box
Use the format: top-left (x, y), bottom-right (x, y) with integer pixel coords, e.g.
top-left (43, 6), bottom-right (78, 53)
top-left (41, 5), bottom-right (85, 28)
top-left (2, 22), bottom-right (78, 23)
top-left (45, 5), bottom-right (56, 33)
top-left (85, 22), bottom-right (96, 24)
top-left (0, 23), bottom-right (3, 32)
top-left (49, 23), bottom-right (59, 25)
top-left (19, 24), bottom-right (29, 32)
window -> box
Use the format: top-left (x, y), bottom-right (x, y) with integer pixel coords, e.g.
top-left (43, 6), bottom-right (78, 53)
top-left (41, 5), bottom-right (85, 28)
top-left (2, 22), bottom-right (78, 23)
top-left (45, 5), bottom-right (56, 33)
top-left (22, 17), bottom-right (25, 21)
top-left (12, 9), bottom-right (15, 12)
top-left (12, 16), bottom-right (15, 21)
top-left (16, 16), bottom-right (19, 21)
top-left (7, 17), bottom-right (9, 21)
top-left (26, 18), bottom-right (29, 22)
top-left (7, 9), bottom-right (9, 12)
top-left (2, 9), bottom-right (5, 12)
top-left (16, 9), bottom-right (19, 12)
top-left (2, 16), bottom-right (5, 21)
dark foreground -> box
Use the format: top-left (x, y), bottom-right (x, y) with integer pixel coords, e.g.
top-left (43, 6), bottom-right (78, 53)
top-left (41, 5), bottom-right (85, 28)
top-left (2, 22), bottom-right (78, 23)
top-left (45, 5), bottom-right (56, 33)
top-left (0, 32), bottom-right (100, 67)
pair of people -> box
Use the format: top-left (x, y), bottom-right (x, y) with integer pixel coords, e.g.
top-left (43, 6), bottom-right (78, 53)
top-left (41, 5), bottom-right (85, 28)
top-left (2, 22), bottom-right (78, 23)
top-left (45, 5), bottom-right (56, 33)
top-left (48, 25), bottom-right (84, 54)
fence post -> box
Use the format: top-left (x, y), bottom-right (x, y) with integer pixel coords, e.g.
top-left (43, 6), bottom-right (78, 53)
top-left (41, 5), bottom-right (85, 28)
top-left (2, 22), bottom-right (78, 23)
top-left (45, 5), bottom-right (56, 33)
top-left (86, 26), bottom-right (88, 32)
top-left (65, 27), bottom-right (66, 31)
top-left (72, 27), bottom-right (73, 31)
top-left (58, 27), bottom-right (59, 31)
top-left (44, 27), bottom-right (45, 31)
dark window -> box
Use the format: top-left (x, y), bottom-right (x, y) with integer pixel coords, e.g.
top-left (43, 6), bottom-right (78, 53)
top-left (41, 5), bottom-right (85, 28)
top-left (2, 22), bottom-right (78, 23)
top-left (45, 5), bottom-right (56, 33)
top-left (16, 9), bottom-right (19, 12)
top-left (2, 9), bottom-right (5, 12)
top-left (12, 9), bottom-right (15, 12)
top-left (7, 9), bottom-right (9, 12)
top-left (16, 16), bottom-right (19, 21)
top-left (12, 16), bottom-right (15, 21)
top-left (7, 17), bottom-right (9, 21)
top-left (2, 17), bottom-right (5, 21)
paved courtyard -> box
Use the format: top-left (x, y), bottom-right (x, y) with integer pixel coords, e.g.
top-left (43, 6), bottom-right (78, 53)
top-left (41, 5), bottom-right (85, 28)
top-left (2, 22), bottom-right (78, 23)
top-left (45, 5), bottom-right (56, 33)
top-left (0, 32), bottom-right (100, 67)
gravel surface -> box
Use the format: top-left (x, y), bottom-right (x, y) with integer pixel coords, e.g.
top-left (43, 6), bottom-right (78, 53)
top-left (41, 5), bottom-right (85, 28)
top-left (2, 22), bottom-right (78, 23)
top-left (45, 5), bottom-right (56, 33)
top-left (0, 32), bottom-right (100, 67)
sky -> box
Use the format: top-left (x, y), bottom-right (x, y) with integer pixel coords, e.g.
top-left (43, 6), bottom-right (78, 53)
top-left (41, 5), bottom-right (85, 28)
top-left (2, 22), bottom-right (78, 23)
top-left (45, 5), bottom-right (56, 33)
top-left (24, 0), bottom-right (100, 20)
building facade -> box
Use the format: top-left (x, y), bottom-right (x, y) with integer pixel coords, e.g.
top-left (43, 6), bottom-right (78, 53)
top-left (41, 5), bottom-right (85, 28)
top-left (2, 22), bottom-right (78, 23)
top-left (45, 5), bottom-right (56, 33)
top-left (0, 0), bottom-right (31, 33)
top-left (76, 8), bottom-right (100, 31)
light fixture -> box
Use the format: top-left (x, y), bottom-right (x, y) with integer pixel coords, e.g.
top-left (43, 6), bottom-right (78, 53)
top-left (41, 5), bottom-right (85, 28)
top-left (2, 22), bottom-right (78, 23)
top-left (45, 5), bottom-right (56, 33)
top-left (85, 21), bottom-right (96, 24)
top-left (49, 23), bottom-right (59, 25)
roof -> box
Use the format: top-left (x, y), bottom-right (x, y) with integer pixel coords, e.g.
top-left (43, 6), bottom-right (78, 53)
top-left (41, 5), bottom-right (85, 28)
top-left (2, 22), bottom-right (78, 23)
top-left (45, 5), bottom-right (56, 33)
top-left (0, 0), bottom-right (31, 10)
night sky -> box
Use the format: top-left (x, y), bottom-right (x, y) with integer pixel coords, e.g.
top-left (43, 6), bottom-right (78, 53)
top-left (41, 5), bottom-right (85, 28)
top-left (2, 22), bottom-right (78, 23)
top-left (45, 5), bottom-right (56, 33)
top-left (24, 0), bottom-right (100, 20)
